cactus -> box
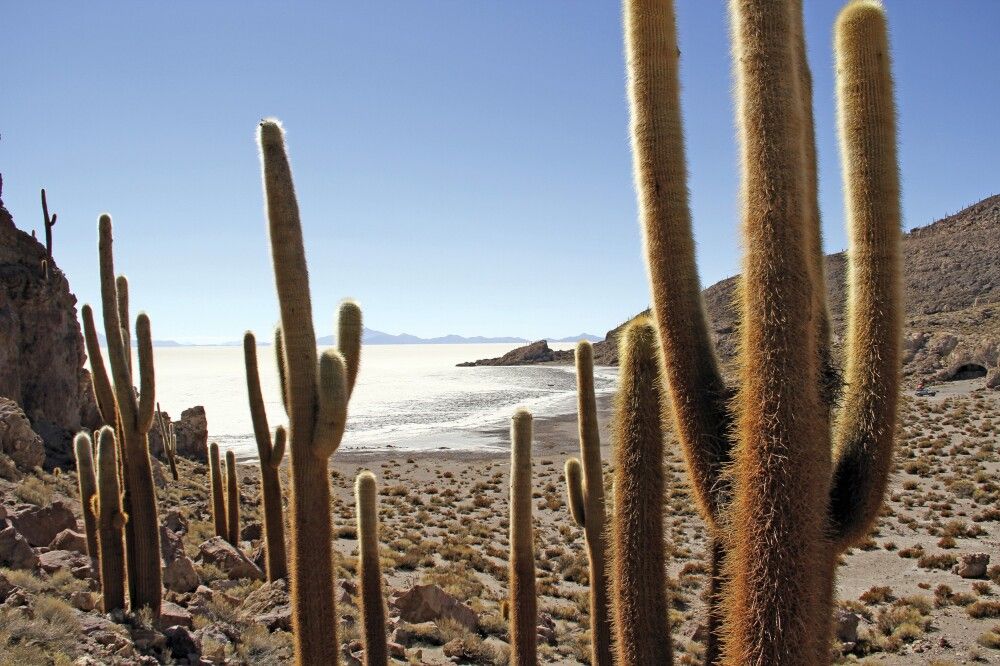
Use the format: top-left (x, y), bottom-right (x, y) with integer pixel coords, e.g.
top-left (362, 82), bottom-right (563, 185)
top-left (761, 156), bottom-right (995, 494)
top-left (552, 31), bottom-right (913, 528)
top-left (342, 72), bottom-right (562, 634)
top-left (93, 427), bottom-right (127, 614)
top-left (562, 341), bottom-right (612, 666)
top-left (74, 433), bottom-right (99, 561)
top-left (508, 409), bottom-right (536, 666)
top-left (258, 119), bottom-right (362, 664)
top-left (80, 215), bottom-right (161, 614)
top-left (225, 450), bottom-right (240, 546)
top-left (355, 471), bottom-right (387, 666)
top-left (244, 331), bottom-right (288, 581)
top-left (40, 188), bottom-right (56, 259)
top-left (623, 0), bottom-right (901, 662)
top-left (155, 404), bottom-right (179, 481)
top-left (208, 442), bottom-right (226, 539)
top-left (609, 320), bottom-right (672, 666)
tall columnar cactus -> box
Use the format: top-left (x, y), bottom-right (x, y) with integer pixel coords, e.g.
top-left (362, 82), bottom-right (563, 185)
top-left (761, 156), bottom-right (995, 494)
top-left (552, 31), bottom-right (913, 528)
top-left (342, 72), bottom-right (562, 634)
top-left (508, 409), bottom-right (536, 666)
top-left (93, 427), bottom-right (126, 614)
top-left (225, 450), bottom-right (240, 546)
top-left (623, 0), bottom-right (901, 662)
top-left (40, 188), bottom-right (56, 259)
top-left (244, 331), bottom-right (288, 581)
top-left (355, 471), bottom-right (387, 666)
top-left (74, 433), bottom-right (99, 561)
top-left (155, 404), bottom-right (179, 481)
top-left (208, 443), bottom-right (227, 539)
top-left (609, 320), bottom-right (672, 666)
top-left (258, 119), bottom-right (363, 665)
top-left (80, 215), bottom-right (162, 614)
top-left (562, 341), bottom-right (611, 666)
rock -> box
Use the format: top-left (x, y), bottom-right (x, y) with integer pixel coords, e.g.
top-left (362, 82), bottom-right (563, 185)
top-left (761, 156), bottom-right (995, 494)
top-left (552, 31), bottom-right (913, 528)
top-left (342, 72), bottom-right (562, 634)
top-left (391, 584), bottom-right (478, 630)
top-left (241, 521), bottom-right (262, 542)
top-left (160, 524), bottom-right (185, 564)
top-left (159, 600), bottom-right (193, 629)
top-left (835, 610), bottom-right (860, 646)
top-left (0, 398), bottom-right (45, 469)
top-left (391, 621), bottom-right (437, 646)
top-left (38, 549), bottom-right (91, 576)
top-left (388, 642), bottom-right (406, 659)
top-left (0, 572), bottom-right (14, 601)
top-left (148, 406), bottom-right (208, 462)
top-left (70, 590), bottom-right (96, 611)
top-left (9, 500), bottom-right (76, 546)
top-left (150, 457), bottom-right (167, 489)
top-left (50, 528), bottom-right (88, 555)
top-left (131, 625), bottom-right (167, 653)
top-left (164, 625), bottom-right (201, 661)
top-left (0, 203), bottom-right (96, 469)
top-left (457, 340), bottom-right (560, 367)
top-left (197, 537), bottom-right (264, 580)
top-left (163, 509), bottom-right (188, 535)
top-left (955, 552), bottom-right (990, 578)
top-left (237, 578), bottom-right (291, 630)
top-left (0, 526), bottom-right (39, 569)
top-left (163, 555), bottom-right (200, 593)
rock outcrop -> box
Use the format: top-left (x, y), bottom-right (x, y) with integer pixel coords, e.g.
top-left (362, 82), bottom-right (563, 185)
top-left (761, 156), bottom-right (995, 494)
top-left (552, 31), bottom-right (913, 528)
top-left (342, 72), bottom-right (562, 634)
top-left (0, 397), bottom-right (45, 469)
top-left (149, 406), bottom-right (208, 462)
top-left (457, 340), bottom-right (560, 367)
top-left (0, 195), bottom-right (96, 467)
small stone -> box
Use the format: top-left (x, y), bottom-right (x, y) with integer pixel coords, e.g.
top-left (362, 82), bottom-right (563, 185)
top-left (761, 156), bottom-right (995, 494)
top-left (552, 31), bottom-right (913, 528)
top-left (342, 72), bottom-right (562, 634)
top-left (49, 528), bottom-right (88, 555)
top-left (0, 526), bottom-right (39, 570)
top-left (70, 590), bottom-right (96, 611)
top-left (163, 555), bottom-right (200, 593)
top-left (164, 625), bottom-right (201, 661)
top-left (954, 552), bottom-right (990, 579)
top-left (197, 537), bottom-right (264, 580)
top-left (836, 610), bottom-right (861, 645)
top-left (159, 600), bottom-right (193, 629)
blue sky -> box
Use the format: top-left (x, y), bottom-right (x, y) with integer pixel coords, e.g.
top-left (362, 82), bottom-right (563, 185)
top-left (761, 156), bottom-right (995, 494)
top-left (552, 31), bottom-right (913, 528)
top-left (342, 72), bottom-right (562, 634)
top-left (2, 1), bottom-right (997, 342)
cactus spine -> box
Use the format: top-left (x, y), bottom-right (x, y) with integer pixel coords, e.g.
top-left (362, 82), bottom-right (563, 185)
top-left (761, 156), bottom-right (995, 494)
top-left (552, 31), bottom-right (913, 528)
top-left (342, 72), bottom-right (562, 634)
top-left (623, 0), bottom-right (901, 662)
top-left (609, 320), bottom-right (672, 666)
top-left (94, 427), bottom-right (126, 614)
top-left (209, 442), bottom-right (226, 539)
top-left (244, 331), bottom-right (288, 581)
top-left (355, 471), bottom-right (387, 666)
top-left (155, 404), bottom-right (179, 481)
top-left (81, 215), bottom-right (161, 614)
top-left (259, 119), bottom-right (362, 665)
top-left (225, 450), bottom-right (240, 546)
top-left (508, 409), bottom-right (536, 666)
top-left (562, 341), bottom-right (611, 666)
top-left (74, 433), bottom-right (99, 561)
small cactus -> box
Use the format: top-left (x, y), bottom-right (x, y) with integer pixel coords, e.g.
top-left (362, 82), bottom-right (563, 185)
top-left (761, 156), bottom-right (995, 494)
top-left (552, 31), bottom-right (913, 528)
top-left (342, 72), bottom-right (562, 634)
top-left (155, 404), bottom-right (179, 482)
top-left (355, 471), bottom-right (387, 666)
top-left (40, 188), bottom-right (56, 259)
top-left (93, 427), bottom-right (126, 614)
top-left (508, 409), bottom-right (536, 666)
top-left (225, 450), bottom-right (240, 546)
top-left (208, 442), bottom-right (226, 539)
top-left (73, 433), bottom-right (98, 561)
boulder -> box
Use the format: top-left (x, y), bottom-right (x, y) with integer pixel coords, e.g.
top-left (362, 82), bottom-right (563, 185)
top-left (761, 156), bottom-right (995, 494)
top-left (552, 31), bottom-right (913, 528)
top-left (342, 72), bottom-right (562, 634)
top-left (150, 406), bottom-right (208, 461)
top-left (954, 552), bottom-right (990, 579)
top-left (9, 500), bottom-right (76, 546)
top-left (158, 600), bottom-right (193, 629)
top-left (835, 609), bottom-right (861, 647)
top-left (160, 524), bottom-right (184, 564)
top-left (163, 508), bottom-right (188, 535)
top-left (50, 528), bottom-right (88, 555)
top-left (237, 578), bottom-right (291, 630)
top-left (197, 537), bottom-right (264, 580)
top-left (391, 584), bottom-right (478, 630)
top-left (163, 625), bottom-right (201, 661)
top-left (0, 526), bottom-right (38, 569)
top-left (70, 590), bottom-right (97, 611)
top-left (38, 549), bottom-right (90, 576)
top-left (0, 398), bottom-right (45, 469)
top-left (163, 555), bottom-right (200, 593)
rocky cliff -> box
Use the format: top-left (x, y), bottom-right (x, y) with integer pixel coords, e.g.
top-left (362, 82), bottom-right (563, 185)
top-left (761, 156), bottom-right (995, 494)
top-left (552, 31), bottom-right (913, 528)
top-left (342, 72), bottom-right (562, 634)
top-left (462, 194), bottom-right (1000, 385)
top-left (0, 194), bottom-right (97, 467)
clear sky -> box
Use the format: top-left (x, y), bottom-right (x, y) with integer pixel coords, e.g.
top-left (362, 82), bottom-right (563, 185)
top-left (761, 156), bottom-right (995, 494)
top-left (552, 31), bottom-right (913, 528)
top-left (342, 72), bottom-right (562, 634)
top-left (2, 2), bottom-right (997, 343)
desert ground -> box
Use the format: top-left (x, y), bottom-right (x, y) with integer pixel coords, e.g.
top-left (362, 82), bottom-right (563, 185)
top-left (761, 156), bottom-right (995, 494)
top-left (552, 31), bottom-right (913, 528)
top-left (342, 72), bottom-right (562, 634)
top-left (1, 378), bottom-right (999, 664)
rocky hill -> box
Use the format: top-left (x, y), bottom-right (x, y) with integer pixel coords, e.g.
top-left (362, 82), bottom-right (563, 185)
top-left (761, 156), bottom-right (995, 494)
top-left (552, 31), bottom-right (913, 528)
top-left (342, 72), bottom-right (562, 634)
top-left (462, 194), bottom-right (1000, 385)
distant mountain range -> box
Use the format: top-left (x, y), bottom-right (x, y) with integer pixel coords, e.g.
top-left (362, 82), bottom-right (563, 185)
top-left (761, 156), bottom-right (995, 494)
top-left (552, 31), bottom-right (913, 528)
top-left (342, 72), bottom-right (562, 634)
top-left (98, 328), bottom-right (602, 347)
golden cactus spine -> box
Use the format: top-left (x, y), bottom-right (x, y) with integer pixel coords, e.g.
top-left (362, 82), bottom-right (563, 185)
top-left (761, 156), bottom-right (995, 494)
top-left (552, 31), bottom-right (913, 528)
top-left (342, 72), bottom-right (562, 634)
top-left (74, 433), bottom-right (98, 561)
top-left (209, 442), bottom-right (226, 539)
top-left (562, 341), bottom-right (611, 666)
top-left (355, 471), bottom-right (387, 666)
top-left (508, 409), bottom-right (536, 666)
top-left (609, 320), bottom-right (672, 666)
top-left (94, 427), bottom-right (126, 614)
top-left (244, 331), bottom-right (288, 581)
top-left (623, 0), bottom-right (902, 661)
top-left (225, 450), bottom-right (240, 546)
top-left (82, 215), bottom-right (161, 614)
top-left (259, 119), bottom-right (362, 665)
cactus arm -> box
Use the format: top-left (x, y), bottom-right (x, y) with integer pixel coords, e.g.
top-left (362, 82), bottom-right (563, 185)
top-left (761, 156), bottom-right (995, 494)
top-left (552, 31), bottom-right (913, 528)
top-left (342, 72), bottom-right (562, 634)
top-left (81, 304), bottom-right (118, 429)
top-left (609, 320), bottom-right (672, 666)
top-left (271, 425), bottom-right (287, 467)
top-left (208, 442), bottom-right (227, 538)
top-left (135, 313), bottom-right (155, 433)
top-left (338, 300), bottom-right (363, 398)
top-left (116, 275), bottom-right (131, 377)
top-left (274, 327), bottom-right (290, 415)
top-left (74, 433), bottom-right (99, 561)
top-left (828, 0), bottom-right (902, 551)
top-left (244, 331), bottom-right (274, 465)
top-left (508, 409), bottom-right (537, 666)
top-left (315, 349), bottom-right (349, 458)
top-left (225, 450), bottom-right (240, 545)
top-left (355, 471), bottom-right (388, 666)
top-left (95, 426), bottom-right (126, 614)
top-left (97, 216), bottom-right (136, 428)
top-left (624, 0), bottom-right (732, 527)
top-left (564, 458), bottom-right (586, 527)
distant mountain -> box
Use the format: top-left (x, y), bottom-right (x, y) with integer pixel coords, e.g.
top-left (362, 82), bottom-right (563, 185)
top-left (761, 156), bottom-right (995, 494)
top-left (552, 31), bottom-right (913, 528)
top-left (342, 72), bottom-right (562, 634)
top-left (546, 333), bottom-right (602, 343)
top-left (95, 333), bottom-right (186, 348)
top-left (316, 328), bottom-right (530, 346)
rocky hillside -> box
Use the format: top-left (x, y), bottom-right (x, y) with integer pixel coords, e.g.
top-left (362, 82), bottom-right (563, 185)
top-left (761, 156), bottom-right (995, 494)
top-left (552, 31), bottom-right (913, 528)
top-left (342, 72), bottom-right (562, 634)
top-left (462, 194), bottom-right (1000, 385)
